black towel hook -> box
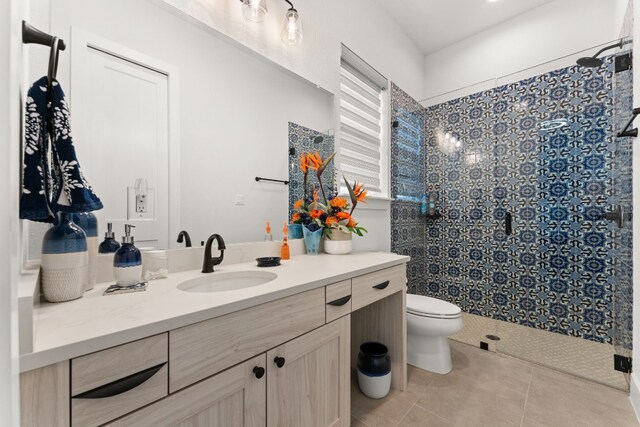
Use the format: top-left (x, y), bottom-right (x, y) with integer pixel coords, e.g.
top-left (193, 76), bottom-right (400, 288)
top-left (22, 21), bottom-right (66, 105)
top-left (47, 37), bottom-right (61, 104)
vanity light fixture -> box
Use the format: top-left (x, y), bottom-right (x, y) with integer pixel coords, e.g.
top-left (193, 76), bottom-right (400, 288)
top-left (281, 0), bottom-right (303, 46)
top-left (241, 0), bottom-right (268, 23)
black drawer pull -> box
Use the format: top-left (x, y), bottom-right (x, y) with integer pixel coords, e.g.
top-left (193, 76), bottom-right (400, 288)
top-left (373, 280), bottom-right (389, 290)
top-left (73, 363), bottom-right (166, 399)
top-left (274, 357), bottom-right (286, 368)
top-left (253, 366), bottom-right (265, 379)
top-left (327, 295), bottom-right (351, 306)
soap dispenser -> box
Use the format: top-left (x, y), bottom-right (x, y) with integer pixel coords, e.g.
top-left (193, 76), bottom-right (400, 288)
top-left (113, 224), bottom-right (142, 286)
top-left (99, 223), bottom-right (121, 254)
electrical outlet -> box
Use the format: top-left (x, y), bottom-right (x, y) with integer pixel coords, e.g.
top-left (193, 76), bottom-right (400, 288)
top-left (235, 194), bottom-right (245, 206)
top-left (128, 188), bottom-right (154, 220)
top-left (136, 194), bottom-right (147, 213)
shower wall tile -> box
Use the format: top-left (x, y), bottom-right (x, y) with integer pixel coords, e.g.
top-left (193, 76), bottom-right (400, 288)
top-left (390, 82), bottom-right (426, 291)
top-left (287, 122), bottom-right (334, 219)
top-left (421, 55), bottom-right (632, 346)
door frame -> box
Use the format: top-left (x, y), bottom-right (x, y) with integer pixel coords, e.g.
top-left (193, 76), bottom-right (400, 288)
top-left (70, 27), bottom-right (181, 248)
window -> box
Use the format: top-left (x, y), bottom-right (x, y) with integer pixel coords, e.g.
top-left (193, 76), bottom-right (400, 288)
top-left (338, 45), bottom-right (389, 198)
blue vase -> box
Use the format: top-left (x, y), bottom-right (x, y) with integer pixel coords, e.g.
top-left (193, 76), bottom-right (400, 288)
top-left (288, 223), bottom-right (304, 239)
top-left (41, 213), bottom-right (88, 302)
top-left (302, 226), bottom-right (323, 255)
top-left (73, 212), bottom-right (98, 291)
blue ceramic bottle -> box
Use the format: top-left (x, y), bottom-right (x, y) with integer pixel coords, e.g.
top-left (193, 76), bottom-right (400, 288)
top-left (41, 213), bottom-right (88, 302)
top-left (73, 212), bottom-right (98, 291)
top-left (113, 224), bottom-right (142, 286)
top-left (99, 222), bottom-right (121, 254)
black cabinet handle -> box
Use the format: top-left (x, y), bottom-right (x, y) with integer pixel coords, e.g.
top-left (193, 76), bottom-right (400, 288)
top-left (73, 363), bottom-right (166, 399)
top-left (253, 366), bottom-right (265, 379)
top-left (327, 295), bottom-right (351, 306)
top-left (505, 212), bottom-right (513, 236)
top-left (373, 280), bottom-right (389, 290)
top-left (274, 357), bottom-right (286, 368)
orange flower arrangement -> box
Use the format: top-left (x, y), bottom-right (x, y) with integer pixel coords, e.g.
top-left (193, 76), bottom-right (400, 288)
top-left (290, 150), bottom-right (368, 238)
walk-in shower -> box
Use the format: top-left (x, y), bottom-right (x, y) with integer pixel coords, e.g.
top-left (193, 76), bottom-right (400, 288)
top-left (390, 41), bottom-right (634, 390)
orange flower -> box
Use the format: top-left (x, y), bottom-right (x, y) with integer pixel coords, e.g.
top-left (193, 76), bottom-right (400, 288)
top-left (313, 187), bottom-right (319, 202)
top-left (347, 218), bottom-right (357, 227)
top-left (292, 213), bottom-right (300, 222)
top-left (326, 216), bottom-right (339, 225)
top-left (310, 209), bottom-right (323, 219)
top-left (299, 154), bottom-right (309, 173)
top-left (354, 182), bottom-right (368, 203)
top-left (336, 211), bottom-right (351, 221)
top-left (306, 152), bottom-right (322, 170)
top-left (329, 197), bottom-right (348, 208)
top-left (294, 199), bottom-right (304, 210)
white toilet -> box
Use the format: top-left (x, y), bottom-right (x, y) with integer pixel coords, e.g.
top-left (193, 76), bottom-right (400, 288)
top-left (406, 294), bottom-right (463, 374)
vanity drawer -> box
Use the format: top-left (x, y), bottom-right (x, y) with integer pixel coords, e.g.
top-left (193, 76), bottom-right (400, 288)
top-left (169, 287), bottom-right (325, 392)
top-left (325, 280), bottom-right (352, 322)
top-left (351, 265), bottom-right (406, 311)
top-left (71, 334), bottom-right (168, 427)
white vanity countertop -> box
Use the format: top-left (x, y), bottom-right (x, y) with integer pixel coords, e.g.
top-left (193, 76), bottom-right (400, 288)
top-left (20, 251), bottom-right (409, 372)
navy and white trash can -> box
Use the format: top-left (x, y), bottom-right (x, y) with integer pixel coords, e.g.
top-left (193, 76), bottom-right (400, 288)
top-left (357, 341), bottom-right (391, 399)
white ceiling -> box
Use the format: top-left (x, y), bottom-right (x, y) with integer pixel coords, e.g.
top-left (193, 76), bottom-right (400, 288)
top-left (373, 0), bottom-right (555, 55)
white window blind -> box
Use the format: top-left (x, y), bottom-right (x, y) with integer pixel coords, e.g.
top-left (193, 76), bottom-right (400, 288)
top-left (339, 45), bottom-right (388, 197)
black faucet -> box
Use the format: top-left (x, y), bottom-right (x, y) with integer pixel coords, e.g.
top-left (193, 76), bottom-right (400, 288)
top-left (177, 230), bottom-right (192, 248)
top-left (202, 234), bottom-right (226, 273)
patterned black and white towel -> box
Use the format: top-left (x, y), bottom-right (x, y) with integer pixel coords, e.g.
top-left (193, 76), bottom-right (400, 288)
top-left (20, 76), bottom-right (102, 223)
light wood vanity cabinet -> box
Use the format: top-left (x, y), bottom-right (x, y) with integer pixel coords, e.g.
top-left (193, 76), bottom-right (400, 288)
top-left (267, 315), bottom-right (350, 427)
top-left (105, 354), bottom-right (267, 427)
top-left (20, 264), bottom-right (406, 427)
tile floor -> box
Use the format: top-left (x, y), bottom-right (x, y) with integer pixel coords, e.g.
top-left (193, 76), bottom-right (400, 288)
top-left (351, 341), bottom-right (639, 427)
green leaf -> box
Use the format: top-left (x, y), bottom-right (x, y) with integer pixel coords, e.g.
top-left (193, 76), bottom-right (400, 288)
top-left (317, 152), bottom-right (336, 178)
top-left (343, 175), bottom-right (357, 205)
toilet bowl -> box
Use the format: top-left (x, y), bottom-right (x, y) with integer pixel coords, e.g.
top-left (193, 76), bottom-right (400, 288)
top-left (406, 294), bottom-right (463, 374)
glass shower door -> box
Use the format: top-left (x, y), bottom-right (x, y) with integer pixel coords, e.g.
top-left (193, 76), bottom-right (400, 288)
top-left (492, 53), bottom-right (632, 390)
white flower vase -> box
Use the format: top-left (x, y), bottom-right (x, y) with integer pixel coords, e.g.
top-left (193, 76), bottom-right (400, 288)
top-left (324, 228), bottom-right (353, 255)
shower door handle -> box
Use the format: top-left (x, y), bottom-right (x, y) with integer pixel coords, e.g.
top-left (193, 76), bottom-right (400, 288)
top-left (505, 212), bottom-right (513, 236)
top-left (600, 205), bottom-right (630, 228)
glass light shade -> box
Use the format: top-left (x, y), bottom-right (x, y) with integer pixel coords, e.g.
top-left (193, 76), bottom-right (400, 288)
top-left (242, 0), bottom-right (268, 23)
top-left (281, 9), bottom-right (303, 46)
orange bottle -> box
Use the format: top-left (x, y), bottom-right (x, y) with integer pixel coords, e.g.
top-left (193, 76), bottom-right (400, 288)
top-left (280, 222), bottom-right (290, 260)
top-left (265, 221), bottom-right (272, 241)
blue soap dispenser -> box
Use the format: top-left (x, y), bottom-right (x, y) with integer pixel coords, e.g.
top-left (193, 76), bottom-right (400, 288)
top-left (99, 223), bottom-right (121, 254)
top-left (113, 224), bottom-right (142, 286)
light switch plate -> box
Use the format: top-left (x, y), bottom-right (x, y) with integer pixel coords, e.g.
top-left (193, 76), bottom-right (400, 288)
top-left (235, 194), bottom-right (245, 206)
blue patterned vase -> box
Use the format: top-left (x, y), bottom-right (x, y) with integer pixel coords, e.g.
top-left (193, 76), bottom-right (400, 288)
top-left (41, 213), bottom-right (88, 302)
top-left (288, 223), bottom-right (304, 239)
top-left (73, 212), bottom-right (98, 291)
top-left (302, 226), bottom-right (323, 255)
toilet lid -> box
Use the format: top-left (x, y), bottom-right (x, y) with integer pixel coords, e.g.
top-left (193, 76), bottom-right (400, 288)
top-left (406, 294), bottom-right (461, 318)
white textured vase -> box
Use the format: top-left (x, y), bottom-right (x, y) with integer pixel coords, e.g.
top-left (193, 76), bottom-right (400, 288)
top-left (324, 229), bottom-right (352, 255)
top-left (41, 213), bottom-right (88, 302)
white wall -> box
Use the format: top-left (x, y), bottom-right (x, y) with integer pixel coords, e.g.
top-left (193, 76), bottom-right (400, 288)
top-left (159, 0), bottom-right (426, 101)
top-left (422, 0), bottom-right (629, 104)
top-left (1, 0), bottom-right (21, 423)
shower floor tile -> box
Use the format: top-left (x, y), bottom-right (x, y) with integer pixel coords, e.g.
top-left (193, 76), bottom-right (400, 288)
top-left (451, 312), bottom-right (628, 390)
top-left (352, 341), bottom-right (638, 427)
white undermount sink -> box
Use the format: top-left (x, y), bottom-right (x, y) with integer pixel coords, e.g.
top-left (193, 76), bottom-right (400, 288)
top-left (177, 271), bottom-right (278, 293)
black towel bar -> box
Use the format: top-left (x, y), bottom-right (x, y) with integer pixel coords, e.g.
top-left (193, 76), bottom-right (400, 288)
top-left (255, 177), bottom-right (290, 185)
top-left (617, 107), bottom-right (640, 138)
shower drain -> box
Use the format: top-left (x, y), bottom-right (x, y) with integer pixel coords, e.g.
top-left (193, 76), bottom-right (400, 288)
top-left (485, 334), bottom-right (501, 341)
